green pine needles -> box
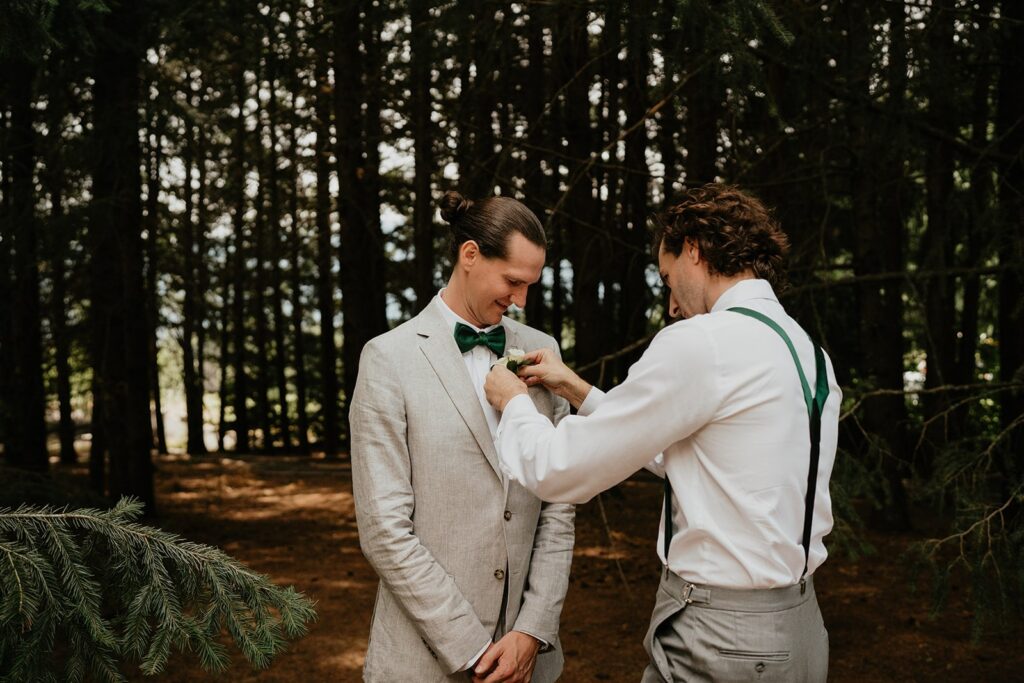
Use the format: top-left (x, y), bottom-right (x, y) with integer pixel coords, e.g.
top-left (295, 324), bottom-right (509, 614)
top-left (0, 497), bottom-right (317, 682)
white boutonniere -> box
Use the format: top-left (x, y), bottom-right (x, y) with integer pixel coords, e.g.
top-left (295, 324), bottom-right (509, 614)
top-left (492, 347), bottom-right (535, 373)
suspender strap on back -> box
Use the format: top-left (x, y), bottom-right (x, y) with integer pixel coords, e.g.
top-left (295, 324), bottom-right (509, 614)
top-left (660, 307), bottom-right (829, 580)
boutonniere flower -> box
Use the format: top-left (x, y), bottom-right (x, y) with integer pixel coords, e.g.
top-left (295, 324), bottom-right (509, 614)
top-left (492, 347), bottom-right (535, 373)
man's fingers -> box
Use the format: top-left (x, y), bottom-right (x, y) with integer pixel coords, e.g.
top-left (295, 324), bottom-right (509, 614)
top-left (474, 644), bottom-right (501, 677)
top-left (481, 661), bottom-right (511, 683)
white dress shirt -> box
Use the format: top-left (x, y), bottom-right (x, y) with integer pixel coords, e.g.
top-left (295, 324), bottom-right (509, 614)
top-left (433, 292), bottom-right (547, 669)
top-left (496, 279), bottom-right (842, 589)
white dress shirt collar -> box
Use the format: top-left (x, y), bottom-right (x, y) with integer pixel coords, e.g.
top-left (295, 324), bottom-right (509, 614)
top-left (434, 289), bottom-right (502, 334)
top-left (709, 278), bottom-right (779, 314)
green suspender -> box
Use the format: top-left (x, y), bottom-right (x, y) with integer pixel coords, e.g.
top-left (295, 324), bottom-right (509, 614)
top-left (662, 307), bottom-right (830, 580)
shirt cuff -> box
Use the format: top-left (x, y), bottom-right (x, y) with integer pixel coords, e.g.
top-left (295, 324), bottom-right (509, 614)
top-left (461, 640), bottom-right (491, 672)
top-left (577, 386), bottom-right (606, 416)
top-left (514, 629), bottom-right (550, 652)
top-left (498, 393), bottom-right (539, 430)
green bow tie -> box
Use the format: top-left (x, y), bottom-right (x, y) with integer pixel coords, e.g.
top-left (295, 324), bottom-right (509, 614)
top-left (454, 322), bottom-right (506, 355)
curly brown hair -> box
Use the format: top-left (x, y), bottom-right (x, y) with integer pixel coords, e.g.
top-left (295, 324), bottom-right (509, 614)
top-left (653, 184), bottom-right (790, 290)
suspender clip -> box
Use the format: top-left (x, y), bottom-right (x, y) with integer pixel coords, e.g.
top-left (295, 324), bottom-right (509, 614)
top-left (799, 577), bottom-right (807, 595)
top-left (682, 582), bottom-right (695, 605)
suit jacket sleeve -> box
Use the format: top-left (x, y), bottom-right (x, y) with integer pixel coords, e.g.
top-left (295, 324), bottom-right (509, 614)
top-left (351, 341), bottom-right (491, 674)
top-left (511, 340), bottom-right (576, 645)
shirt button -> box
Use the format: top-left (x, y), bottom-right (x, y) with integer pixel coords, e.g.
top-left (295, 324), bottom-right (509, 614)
top-left (504, 510), bottom-right (512, 521)
top-left (494, 569), bottom-right (505, 580)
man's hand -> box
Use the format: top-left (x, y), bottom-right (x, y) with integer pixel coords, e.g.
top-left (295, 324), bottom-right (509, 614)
top-left (517, 348), bottom-right (592, 409)
top-left (485, 365), bottom-right (529, 411)
top-left (471, 631), bottom-right (540, 683)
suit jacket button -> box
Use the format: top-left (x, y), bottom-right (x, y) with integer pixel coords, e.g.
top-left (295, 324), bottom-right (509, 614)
top-left (504, 510), bottom-right (512, 521)
top-left (494, 569), bottom-right (505, 580)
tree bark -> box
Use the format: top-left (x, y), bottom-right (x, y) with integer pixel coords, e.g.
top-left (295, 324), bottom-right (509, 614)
top-left (181, 87), bottom-right (207, 455)
top-left (333, 0), bottom-right (389, 447)
top-left (288, 116), bottom-right (310, 453)
top-left (996, 0), bottom-right (1024, 467)
top-left (266, 55), bottom-right (293, 451)
top-left (313, 41), bottom-right (339, 457)
top-left (5, 56), bottom-right (48, 472)
top-left (89, 3), bottom-right (155, 510)
top-left (144, 107), bottom-right (169, 455)
top-left (411, 0), bottom-right (436, 311)
top-left (230, 36), bottom-right (251, 453)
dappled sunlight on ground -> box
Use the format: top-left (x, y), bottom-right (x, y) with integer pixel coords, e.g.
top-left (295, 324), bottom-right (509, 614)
top-left (132, 454), bottom-right (1023, 682)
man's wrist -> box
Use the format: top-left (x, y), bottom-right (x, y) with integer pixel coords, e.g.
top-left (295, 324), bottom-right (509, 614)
top-left (564, 377), bottom-right (593, 409)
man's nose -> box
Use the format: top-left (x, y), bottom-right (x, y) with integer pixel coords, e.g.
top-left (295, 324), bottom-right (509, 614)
top-left (510, 286), bottom-right (528, 308)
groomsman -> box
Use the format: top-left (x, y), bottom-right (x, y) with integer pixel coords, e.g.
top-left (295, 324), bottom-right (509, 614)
top-left (486, 184), bottom-right (840, 682)
top-left (351, 191), bottom-right (574, 683)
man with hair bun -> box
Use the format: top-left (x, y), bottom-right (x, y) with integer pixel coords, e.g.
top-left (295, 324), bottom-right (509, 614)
top-left (351, 191), bottom-right (574, 683)
top-left (486, 183), bottom-right (840, 682)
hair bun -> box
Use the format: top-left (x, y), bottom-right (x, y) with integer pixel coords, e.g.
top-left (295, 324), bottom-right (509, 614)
top-left (439, 191), bottom-right (473, 224)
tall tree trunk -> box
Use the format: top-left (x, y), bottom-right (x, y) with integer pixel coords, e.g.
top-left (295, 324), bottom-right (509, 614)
top-left (266, 58), bottom-right (294, 451)
top-left (144, 107), bottom-right (169, 455)
top-left (681, 2), bottom-right (721, 185)
top-left (850, 0), bottom-right (911, 530)
top-left (288, 118), bottom-right (310, 453)
top-left (657, 0), bottom-right (681, 201)
top-left (920, 0), bottom-right (958, 462)
top-left (90, 4), bottom-right (155, 510)
top-left (411, 0), bottom-right (436, 311)
top-left (44, 73), bottom-right (78, 465)
top-left (617, 0), bottom-right (654, 378)
top-left (195, 126), bottom-right (210, 442)
top-left (523, 5), bottom-right (553, 332)
top-left (181, 96), bottom-right (207, 455)
top-left (217, 266), bottom-right (231, 453)
top-left (333, 0), bottom-right (389, 448)
top-left (996, 0), bottom-right (1024, 472)
top-left (555, 5), bottom-right (600, 376)
top-left (252, 61), bottom-right (274, 452)
top-left (230, 50), bottom-right (251, 453)
top-left (313, 42), bottom-right (339, 457)
top-left (6, 57), bottom-right (48, 471)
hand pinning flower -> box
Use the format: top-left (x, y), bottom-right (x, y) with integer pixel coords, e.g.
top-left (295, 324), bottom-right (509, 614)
top-left (492, 347), bottom-right (535, 374)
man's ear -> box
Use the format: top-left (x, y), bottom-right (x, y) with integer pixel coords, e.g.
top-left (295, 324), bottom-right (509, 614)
top-left (458, 240), bottom-right (480, 268)
top-left (684, 237), bottom-right (701, 264)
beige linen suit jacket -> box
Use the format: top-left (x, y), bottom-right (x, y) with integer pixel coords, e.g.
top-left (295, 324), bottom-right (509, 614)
top-left (351, 301), bottom-right (575, 682)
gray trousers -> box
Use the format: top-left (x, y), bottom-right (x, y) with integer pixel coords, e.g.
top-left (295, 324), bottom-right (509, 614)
top-left (641, 568), bottom-right (829, 682)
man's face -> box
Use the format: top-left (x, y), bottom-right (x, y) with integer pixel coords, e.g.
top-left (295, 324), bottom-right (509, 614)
top-left (658, 238), bottom-right (706, 320)
top-left (461, 232), bottom-right (546, 327)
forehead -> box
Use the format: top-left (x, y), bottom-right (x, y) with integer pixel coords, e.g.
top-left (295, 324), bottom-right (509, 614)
top-left (498, 232), bottom-right (545, 275)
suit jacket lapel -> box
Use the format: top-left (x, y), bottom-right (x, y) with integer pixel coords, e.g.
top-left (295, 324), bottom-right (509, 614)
top-left (417, 303), bottom-right (504, 483)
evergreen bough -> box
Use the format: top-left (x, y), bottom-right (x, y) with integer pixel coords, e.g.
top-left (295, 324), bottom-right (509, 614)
top-left (0, 497), bottom-right (317, 682)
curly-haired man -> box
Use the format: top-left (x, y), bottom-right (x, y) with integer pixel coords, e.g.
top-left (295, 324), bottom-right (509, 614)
top-left (485, 183), bottom-right (841, 682)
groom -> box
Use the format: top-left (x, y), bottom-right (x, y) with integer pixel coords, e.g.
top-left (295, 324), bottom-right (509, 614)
top-left (350, 192), bottom-right (574, 682)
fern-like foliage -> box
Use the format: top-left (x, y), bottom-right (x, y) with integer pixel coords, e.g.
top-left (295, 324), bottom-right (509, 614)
top-left (0, 498), bottom-right (317, 682)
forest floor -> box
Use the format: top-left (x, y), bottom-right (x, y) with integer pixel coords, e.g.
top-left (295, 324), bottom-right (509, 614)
top-left (115, 453), bottom-right (1023, 683)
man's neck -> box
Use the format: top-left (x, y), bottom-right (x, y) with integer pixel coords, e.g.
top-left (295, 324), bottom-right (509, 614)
top-left (440, 279), bottom-right (481, 328)
top-left (704, 271), bottom-right (756, 312)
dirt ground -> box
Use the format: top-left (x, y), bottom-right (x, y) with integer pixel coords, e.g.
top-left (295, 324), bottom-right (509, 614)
top-left (125, 454), bottom-right (1022, 682)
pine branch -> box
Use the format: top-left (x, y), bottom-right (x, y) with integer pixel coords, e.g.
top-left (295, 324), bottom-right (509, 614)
top-left (0, 498), bottom-right (317, 681)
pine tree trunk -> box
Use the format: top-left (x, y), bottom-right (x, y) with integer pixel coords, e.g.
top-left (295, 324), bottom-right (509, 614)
top-left (195, 128), bottom-right (210, 443)
top-left (44, 77), bottom-right (78, 465)
top-left (333, 0), bottom-right (389, 448)
top-left (682, 3), bottom-right (720, 185)
top-left (266, 59), bottom-right (293, 451)
top-left (252, 63), bottom-right (274, 452)
top-left (555, 5), bottom-right (601, 375)
top-left (850, 0), bottom-right (911, 530)
top-left (288, 119), bottom-right (310, 454)
top-left (996, 0), bottom-right (1024, 468)
top-left (618, 0), bottom-right (654, 377)
top-left (6, 56), bottom-right (48, 472)
top-left (144, 108), bottom-right (169, 455)
top-left (230, 52), bottom-right (251, 454)
top-left (411, 0), bottom-right (436, 311)
top-left (89, 4), bottom-right (155, 510)
top-left (657, 0), bottom-right (680, 200)
top-left (920, 0), bottom-right (958, 462)
top-left (181, 104), bottom-right (207, 455)
top-left (313, 44), bottom-right (339, 458)
top-left (523, 5), bottom-right (553, 333)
